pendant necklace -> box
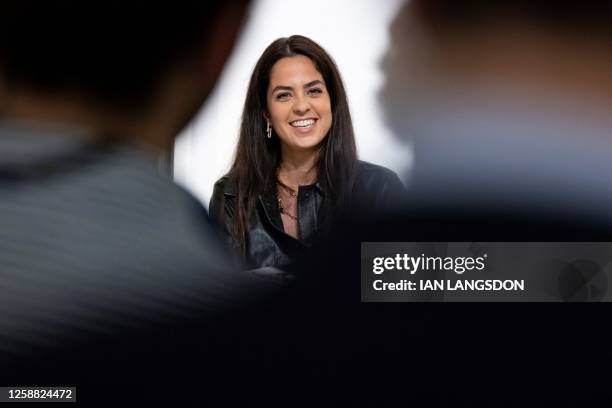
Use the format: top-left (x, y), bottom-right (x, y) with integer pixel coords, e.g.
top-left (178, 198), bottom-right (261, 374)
top-left (277, 179), bottom-right (298, 220)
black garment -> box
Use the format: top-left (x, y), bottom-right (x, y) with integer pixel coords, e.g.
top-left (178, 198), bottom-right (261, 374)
top-left (209, 160), bottom-right (406, 270)
top-left (294, 200), bottom-right (612, 408)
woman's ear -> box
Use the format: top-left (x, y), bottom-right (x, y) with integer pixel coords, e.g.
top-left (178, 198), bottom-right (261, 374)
top-left (262, 112), bottom-right (270, 124)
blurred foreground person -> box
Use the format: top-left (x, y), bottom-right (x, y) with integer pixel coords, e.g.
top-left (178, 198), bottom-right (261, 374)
top-left (381, 0), bottom-right (612, 232)
top-left (300, 1), bottom-right (612, 405)
top-left (0, 2), bottom-right (271, 405)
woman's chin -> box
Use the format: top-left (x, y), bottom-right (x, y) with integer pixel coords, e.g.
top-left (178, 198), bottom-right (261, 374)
top-left (282, 136), bottom-right (325, 154)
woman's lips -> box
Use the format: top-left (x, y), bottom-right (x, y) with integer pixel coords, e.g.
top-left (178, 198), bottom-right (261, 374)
top-left (289, 118), bottom-right (317, 134)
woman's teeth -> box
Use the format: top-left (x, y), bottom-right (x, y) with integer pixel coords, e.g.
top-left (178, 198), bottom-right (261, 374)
top-left (290, 119), bottom-right (316, 128)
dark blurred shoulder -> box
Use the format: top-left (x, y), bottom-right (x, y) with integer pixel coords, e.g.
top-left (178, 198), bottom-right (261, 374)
top-left (352, 160), bottom-right (406, 217)
top-left (356, 160), bottom-right (402, 184)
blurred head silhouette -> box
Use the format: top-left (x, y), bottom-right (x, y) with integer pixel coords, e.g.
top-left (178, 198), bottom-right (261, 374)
top-left (0, 2), bottom-right (250, 151)
top-left (381, 0), bottom-right (612, 223)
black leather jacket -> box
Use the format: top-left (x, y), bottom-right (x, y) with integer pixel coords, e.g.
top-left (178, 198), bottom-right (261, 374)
top-left (209, 161), bottom-right (405, 270)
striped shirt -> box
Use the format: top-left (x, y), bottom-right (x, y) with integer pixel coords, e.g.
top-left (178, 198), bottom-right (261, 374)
top-left (0, 121), bottom-right (257, 355)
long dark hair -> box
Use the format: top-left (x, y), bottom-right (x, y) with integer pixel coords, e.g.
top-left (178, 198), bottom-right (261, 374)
top-left (227, 35), bottom-right (358, 251)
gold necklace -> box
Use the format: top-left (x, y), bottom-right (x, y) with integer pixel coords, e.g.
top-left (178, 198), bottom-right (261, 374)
top-left (276, 179), bottom-right (298, 220)
top-left (277, 179), bottom-right (297, 197)
top-left (278, 196), bottom-right (298, 221)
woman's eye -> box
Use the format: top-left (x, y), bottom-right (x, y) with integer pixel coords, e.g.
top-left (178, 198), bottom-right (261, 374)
top-left (308, 88), bottom-right (323, 96)
top-left (276, 92), bottom-right (291, 101)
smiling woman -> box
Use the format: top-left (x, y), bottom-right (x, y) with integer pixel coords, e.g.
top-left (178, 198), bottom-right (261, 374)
top-left (209, 35), bottom-right (405, 274)
top-left (266, 55), bottom-right (332, 156)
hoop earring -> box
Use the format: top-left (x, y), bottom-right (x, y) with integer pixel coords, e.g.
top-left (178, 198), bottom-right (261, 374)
top-left (266, 122), bottom-right (272, 139)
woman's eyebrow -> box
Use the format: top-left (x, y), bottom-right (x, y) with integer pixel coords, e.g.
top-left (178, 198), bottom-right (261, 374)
top-left (304, 80), bottom-right (323, 88)
top-left (271, 80), bottom-right (323, 94)
top-left (271, 85), bottom-right (292, 93)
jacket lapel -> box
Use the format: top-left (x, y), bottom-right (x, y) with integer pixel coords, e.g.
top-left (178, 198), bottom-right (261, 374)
top-left (258, 193), bottom-right (285, 233)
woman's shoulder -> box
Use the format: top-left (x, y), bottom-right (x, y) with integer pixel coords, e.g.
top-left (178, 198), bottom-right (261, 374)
top-left (356, 160), bottom-right (403, 185)
top-left (212, 174), bottom-right (237, 197)
top-left (209, 174), bottom-right (237, 217)
top-left (209, 173), bottom-right (242, 228)
top-left (353, 161), bottom-right (406, 212)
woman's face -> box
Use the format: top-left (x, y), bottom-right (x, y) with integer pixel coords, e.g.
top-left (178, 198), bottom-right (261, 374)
top-left (266, 55), bottom-right (332, 155)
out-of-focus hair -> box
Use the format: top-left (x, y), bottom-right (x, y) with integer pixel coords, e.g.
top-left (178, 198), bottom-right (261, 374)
top-left (0, 2), bottom-right (247, 109)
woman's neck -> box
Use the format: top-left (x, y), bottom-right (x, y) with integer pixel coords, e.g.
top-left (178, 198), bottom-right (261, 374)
top-left (278, 148), bottom-right (318, 187)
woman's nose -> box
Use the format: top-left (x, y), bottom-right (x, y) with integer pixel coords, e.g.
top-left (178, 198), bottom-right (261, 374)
top-left (292, 95), bottom-right (310, 115)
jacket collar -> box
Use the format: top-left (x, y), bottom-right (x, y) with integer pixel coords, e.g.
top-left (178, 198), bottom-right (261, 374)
top-left (221, 177), bottom-right (286, 233)
top-left (258, 192), bottom-right (284, 233)
top-left (222, 177), bottom-right (325, 197)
